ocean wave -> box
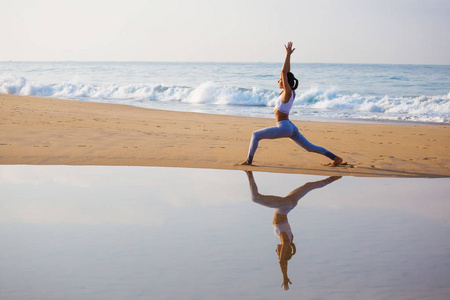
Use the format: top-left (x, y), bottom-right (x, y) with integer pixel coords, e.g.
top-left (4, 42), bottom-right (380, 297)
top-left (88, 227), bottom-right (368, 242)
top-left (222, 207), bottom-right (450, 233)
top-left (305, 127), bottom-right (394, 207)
top-left (292, 87), bottom-right (450, 122)
top-left (0, 75), bottom-right (193, 102)
top-left (1, 75), bottom-right (449, 123)
top-left (0, 75), bottom-right (278, 106)
top-left (184, 81), bottom-right (277, 106)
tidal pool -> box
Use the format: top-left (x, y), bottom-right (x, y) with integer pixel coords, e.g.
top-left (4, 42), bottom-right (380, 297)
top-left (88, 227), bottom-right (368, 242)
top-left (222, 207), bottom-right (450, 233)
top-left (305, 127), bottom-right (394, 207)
top-left (1, 165), bottom-right (449, 299)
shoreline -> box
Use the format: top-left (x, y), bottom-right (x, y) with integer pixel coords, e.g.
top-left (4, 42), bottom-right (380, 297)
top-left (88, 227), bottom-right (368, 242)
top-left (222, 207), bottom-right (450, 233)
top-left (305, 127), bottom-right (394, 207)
top-left (1, 94), bottom-right (449, 178)
top-left (131, 104), bottom-right (450, 127)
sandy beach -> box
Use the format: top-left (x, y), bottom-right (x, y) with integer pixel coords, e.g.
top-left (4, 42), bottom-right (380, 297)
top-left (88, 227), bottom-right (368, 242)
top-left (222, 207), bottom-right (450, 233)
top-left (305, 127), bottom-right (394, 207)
top-left (1, 94), bottom-right (449, 177)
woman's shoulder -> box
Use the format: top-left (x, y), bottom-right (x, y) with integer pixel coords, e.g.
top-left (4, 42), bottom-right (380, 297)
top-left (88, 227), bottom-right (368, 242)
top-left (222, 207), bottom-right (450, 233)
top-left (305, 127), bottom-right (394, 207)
top-left (280, 91), bottom-right (295, 103)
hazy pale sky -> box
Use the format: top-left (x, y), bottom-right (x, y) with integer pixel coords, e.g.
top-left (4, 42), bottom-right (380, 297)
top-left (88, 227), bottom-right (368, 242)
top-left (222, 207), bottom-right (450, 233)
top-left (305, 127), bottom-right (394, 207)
top-left (2, 0), bottom-right (449, 64)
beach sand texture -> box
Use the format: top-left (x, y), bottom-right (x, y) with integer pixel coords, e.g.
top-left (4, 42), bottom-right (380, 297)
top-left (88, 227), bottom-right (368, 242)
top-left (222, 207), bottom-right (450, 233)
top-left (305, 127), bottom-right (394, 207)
top-left (1, 94), bottom-right (449, 177)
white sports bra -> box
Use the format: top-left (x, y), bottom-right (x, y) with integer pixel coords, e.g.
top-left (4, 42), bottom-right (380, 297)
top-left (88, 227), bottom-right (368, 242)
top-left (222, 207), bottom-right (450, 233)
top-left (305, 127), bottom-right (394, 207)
top-left (274, 91), bottom-right (295, 114)
top-left (273, 220), bottom-right (293, 243)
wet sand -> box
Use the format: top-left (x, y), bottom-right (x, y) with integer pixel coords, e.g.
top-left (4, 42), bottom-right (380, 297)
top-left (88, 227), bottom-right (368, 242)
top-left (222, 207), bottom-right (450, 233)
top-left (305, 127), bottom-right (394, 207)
top-left (1, 94), bottom-right (449, 177)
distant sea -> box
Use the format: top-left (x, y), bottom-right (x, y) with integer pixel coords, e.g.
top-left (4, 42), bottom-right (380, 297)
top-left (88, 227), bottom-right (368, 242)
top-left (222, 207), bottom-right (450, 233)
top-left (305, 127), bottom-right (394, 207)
top-left (1, 62), bottom-right (449, 124)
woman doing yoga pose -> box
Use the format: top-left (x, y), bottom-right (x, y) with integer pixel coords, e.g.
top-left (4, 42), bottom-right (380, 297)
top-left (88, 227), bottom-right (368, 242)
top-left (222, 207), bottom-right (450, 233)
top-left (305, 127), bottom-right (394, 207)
top-left (245, 171), bottom-right (341, 290)
top-left (238, 42), bottom-right (343, 167)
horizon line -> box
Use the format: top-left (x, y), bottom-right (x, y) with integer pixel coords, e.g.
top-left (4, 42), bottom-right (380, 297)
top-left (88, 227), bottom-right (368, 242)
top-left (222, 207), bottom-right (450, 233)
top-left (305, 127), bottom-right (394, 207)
top-left (1, 60), bottom-right (449, 66)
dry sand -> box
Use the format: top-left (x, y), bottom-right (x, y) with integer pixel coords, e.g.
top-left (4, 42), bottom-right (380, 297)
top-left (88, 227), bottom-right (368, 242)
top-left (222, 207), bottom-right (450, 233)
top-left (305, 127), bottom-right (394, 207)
top-left (1, 94), bottom-right (449, 177)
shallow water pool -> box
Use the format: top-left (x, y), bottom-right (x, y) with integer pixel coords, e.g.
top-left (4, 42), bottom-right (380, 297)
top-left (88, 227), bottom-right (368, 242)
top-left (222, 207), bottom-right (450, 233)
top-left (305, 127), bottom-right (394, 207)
top-left (1, 166), bottom-right (449, 299)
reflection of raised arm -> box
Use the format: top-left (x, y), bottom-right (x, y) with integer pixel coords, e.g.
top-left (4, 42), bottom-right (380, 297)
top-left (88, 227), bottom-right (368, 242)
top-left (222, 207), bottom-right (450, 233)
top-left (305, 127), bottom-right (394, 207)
top-left (278, 232), bottom-right (292, 290)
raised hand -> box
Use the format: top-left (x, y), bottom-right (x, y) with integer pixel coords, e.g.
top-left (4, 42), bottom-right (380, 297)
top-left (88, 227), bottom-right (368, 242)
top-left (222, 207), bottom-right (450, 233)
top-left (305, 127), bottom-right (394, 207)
top-left (281, 278), bottom-right (292, 290)
top-left (284, 42), bottom-right (295, 55)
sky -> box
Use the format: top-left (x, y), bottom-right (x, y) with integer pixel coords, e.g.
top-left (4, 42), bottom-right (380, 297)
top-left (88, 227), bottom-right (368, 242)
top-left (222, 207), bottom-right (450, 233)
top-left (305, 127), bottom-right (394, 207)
top-left (1, 0), bottom-right (449, 64)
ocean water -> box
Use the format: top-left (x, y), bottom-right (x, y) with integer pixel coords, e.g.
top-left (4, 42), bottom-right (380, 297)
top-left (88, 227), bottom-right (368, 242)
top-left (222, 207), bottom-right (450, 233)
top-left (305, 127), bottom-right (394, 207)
top-left (1, 61), bottom-right (449, 124)
top-left (1, 165), bottom-right (450, 299)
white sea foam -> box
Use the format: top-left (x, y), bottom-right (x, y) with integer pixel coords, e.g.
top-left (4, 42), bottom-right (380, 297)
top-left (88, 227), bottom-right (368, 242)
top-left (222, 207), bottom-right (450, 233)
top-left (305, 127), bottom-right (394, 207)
top-left (1, 74), bottom-right (449, 123)
top-left (184, 81), bottom-right (277, 106)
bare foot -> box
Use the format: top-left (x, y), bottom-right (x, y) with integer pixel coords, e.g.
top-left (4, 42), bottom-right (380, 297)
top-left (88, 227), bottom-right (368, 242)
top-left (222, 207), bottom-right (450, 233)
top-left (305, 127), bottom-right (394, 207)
top-left (235, 161), bottom-right (252, 166)
top-left (330, 156), bottom-right (343, 167)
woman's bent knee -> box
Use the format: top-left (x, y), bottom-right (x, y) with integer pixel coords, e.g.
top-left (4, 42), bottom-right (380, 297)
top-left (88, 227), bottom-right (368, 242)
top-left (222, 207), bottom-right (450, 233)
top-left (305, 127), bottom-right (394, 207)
top-left (251, 131), bottom-right (260, 142)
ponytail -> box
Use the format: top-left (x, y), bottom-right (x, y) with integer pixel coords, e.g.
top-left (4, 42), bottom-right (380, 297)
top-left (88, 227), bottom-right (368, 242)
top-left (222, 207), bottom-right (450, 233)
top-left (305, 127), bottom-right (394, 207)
top-left (287, 72), bottom-right (299, 90)
top-left (285, 243), bottom-right (297, 261)
top-left (285, 234), bottom-right (297, 261)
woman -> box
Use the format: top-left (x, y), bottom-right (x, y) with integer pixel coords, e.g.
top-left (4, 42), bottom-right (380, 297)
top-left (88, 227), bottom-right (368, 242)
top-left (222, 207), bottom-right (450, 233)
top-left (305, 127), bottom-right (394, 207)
top-left (238, 42), bottom-right (343, 167)
top-left (245, 171), bottom-right (341, 290)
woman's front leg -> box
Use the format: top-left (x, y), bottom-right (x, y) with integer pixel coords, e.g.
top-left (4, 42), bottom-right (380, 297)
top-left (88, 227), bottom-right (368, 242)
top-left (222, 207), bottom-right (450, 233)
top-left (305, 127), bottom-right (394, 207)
top-left (247, 125), bottom-right (292, 163)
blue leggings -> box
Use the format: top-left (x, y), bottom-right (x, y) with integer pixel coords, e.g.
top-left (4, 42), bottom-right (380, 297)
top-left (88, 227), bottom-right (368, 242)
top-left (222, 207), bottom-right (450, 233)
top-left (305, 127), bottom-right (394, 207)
top-left (246, 120), bottom-right (336, 163)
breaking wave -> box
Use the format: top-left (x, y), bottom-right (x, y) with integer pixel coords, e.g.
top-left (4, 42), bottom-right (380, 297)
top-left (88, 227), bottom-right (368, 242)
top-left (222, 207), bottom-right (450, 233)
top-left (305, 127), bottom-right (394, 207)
top-left (1, 75), bottom-right (449, 123)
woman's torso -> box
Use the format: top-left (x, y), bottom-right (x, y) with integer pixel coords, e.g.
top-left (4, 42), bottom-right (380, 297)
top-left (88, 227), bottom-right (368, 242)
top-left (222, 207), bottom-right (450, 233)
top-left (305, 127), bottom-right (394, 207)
top-left (274, 91), bottom-right (295, 122)
top-left (273, 212), bottom-right (288, 225)
top-left (273, 218), bottom-right (293, 243)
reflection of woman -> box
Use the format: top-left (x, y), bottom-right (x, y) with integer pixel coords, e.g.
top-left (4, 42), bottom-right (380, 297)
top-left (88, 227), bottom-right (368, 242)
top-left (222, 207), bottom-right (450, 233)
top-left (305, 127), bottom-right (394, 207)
top-left (238, 42), bottom-right (343, 167)
top-left (245, 171), bottom-right (341, 290)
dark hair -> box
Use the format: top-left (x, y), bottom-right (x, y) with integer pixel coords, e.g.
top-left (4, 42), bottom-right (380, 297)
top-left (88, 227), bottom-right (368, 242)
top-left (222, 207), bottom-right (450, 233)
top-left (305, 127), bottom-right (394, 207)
top-left (285, 243), bottom-right (297, 261)
top-left (287, 72), bottom-right (299, 90)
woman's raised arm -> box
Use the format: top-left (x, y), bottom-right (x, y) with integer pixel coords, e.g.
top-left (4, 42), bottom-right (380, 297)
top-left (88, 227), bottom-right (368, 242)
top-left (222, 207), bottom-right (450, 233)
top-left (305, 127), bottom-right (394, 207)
top-left (281, 41), bottom-right (295, 102)
top-left (282, 41), bottom-right (295, 74)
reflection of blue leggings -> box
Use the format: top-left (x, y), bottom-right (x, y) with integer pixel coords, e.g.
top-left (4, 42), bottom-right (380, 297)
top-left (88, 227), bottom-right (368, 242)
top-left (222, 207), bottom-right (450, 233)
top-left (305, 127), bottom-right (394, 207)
top-left (246, 120), bottom-right (336, 163)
